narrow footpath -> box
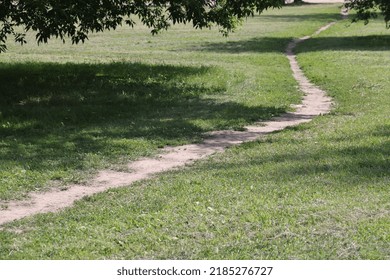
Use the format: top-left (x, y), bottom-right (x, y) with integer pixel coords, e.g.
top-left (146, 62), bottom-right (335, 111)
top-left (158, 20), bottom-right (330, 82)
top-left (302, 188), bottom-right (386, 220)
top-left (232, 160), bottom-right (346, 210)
top-left (0, 10), bottom-right (347, 226)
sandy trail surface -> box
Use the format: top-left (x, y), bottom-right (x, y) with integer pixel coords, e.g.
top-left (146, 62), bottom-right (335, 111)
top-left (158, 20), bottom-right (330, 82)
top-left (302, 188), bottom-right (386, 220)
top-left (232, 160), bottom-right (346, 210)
top-left (0, 10), bottom-right (348, 226)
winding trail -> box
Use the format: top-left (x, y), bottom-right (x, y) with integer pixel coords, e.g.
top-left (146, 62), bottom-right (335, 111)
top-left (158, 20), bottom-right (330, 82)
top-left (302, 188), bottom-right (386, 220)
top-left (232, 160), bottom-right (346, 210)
top-left (0, 10), bottom-right (347, 226)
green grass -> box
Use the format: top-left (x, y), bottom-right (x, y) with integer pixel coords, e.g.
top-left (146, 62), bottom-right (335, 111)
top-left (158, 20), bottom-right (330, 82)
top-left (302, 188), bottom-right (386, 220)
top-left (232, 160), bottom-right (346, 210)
top-left (0, 4), bottom-right (342, 201)
top-left (2, 4), bottom-right (389, 259)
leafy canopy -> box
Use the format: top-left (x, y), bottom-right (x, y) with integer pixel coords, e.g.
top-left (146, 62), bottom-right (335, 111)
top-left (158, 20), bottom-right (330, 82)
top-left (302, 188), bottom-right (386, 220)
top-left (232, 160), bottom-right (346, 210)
top-left (345, 0), bottom-right (390, 27)
top-left (0, 0), bottom-right (285, 52)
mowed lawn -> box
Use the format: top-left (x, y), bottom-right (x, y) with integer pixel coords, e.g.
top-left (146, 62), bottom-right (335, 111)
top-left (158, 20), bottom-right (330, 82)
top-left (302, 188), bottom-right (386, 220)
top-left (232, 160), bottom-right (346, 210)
top-left (0, 4), bottom-right (341, 201)
top-left (1, 4), bottom-right (389, 259)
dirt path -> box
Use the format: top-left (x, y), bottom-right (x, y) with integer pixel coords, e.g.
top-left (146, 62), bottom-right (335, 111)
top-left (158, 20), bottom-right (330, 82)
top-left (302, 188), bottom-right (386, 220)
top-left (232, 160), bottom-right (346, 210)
top-left (0, 11), bottom-right (347, 226)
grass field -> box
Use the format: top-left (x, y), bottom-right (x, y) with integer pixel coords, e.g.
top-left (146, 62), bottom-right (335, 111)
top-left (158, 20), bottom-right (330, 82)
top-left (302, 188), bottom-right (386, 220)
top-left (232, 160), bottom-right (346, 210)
top-left (0, 4), bottom-right (342, 201)
top-left (1, 4), bottom-right (389, 259)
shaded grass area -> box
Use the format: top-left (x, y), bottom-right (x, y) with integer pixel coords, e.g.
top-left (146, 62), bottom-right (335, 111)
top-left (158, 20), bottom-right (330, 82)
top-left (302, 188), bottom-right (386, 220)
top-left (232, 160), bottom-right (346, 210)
top-left (197, 35), bottom-right (390, 53)
top-left (0, 4), bottom-right (342, 200)
top-left (0, 62), bottom-right (285, 200)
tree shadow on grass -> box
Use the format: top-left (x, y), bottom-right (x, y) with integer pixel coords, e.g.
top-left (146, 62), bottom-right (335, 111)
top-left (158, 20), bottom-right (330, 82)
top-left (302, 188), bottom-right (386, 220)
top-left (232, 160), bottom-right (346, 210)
top-left (191, 35), bottom-right (390, 54)
top-left (0, 62), bottom-right (285, 175)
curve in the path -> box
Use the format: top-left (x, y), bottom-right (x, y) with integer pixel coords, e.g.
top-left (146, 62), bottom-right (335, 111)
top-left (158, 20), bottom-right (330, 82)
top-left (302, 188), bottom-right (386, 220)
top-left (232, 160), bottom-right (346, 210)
top-left (0, 14), bottom-right (345, 226)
